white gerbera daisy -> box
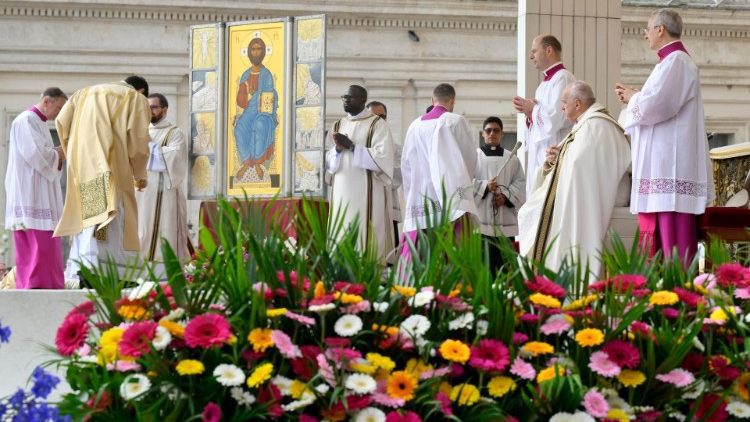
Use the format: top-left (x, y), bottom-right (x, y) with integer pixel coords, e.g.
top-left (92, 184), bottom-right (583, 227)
top-left (164, 308), bottom-right (185, 321)
top-left (271, 375), bottom-right (294, 395)
top-left (409, 290), bottom-right (435, 307)
top-left (345, 373), bottom-right (377, 395)
top-left (549, 412), bottom-right (595, 422)
top-left (372, 302), bottom-right (389, 312)
top-left (281, 396), bottom-right (315, 411)
top-left (127, 280), bottom-right (157, 300)
top-left (152, 325), bottom-right (172, 351)
top-left (213, 364), bottom-right (245, 387)
top-left (119, 373), bottom-right (151, 401)
top-left (400, 314), bottom-right (431, 337)
top-left (355, 407), bottom-right (387, 422)
top-left (309, 303), bottom-right (336, 313)
top-left (476, 320), bottom-right (489, 336)
top-left (727, 401), bottom-right (750, 418)
top-left (230, 387), bottom-right (256, 406)
top-left (448, 312), bottom-right (475, 330)
top-left (334, 314), bottom-right (363, 337)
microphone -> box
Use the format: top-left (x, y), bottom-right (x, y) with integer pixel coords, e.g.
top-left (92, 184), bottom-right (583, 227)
top-left (493, 141), bottom-right (522, 181)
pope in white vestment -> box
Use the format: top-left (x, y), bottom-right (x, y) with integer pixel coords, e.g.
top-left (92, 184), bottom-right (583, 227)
top-left (519, 84), bottom-right (631, 278)
top-left (136, 94), bottom-right (190, 267)
top-left (401, 105), bottom-right (478, 233)
top-left (326, 86), bottom-right (394, 264)
top-left (616, 9), bottom-right (713, 265)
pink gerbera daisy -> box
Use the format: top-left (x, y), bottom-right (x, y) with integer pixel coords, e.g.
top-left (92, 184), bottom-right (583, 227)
top-left (583, 389), bottom-right (609, 417)
top-left (55, 313), bottom-right (89, 356)
top-left (469, 339), bottom-right (510, 373)
top-left (525, 276), bottom-right (567, 298)
top-left (589, 351), bottom-right (621, 377)
top-left (184, 313), bottom-right (231, 349)
top-left (656, 368), bottom-right (695, 387)
top-left (119, 321), bottom-right (157, 358)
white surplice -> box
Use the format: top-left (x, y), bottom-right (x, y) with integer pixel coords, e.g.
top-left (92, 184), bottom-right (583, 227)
top-left (518, 104), bottom-right (631, 277)
top-left (524, 64), bottom-right (576, 197)
top-left (623, 48), bottom-right (713, 214)
top-left (4, 109), bottom-right (63, 231)
top-left (401, 110), bottom-right (479, 232)
top-left (326, 109), bottom-right (394, 264)
top-left (473, 147), bottom-right (526, 237)
top-left (136, 119), bottom-right (190, 263)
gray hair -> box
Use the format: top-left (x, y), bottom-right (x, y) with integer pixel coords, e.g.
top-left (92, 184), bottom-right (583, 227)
top-left (566, 81), bottom-right (596, 106)
top-left (651, 8), bottom-right (682, 38)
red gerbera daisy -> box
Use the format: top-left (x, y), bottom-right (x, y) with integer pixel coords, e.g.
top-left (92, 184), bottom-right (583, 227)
top-left (602, 340), bottom-right (640, 369)
top-left (525, 276), bottom-right (566, 298)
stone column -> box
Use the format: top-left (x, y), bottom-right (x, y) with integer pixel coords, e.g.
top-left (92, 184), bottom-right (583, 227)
top-left (517, 0), bottom-right (622, 133)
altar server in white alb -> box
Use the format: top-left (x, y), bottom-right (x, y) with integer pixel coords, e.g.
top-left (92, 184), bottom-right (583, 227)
top-left (401, 83), bottom-right (478, 238)
top-left (4, 88), bottom-right (67, 289)
top-left (326, 85), bottom-right (394, 264)
top-left (136, 93), bottom-right (190, 265)
top-left (519, 81), bottom-right (631, 278)
top-left (473, 116), bottom-right (525, 272)
top-left (513, 34), bottom-right (576, 197)
top-left (615, 8), bottom-right (713, 266)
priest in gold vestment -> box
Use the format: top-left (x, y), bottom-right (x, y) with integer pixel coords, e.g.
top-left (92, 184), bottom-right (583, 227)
top-left (55, 76), bottom-right (151, 281)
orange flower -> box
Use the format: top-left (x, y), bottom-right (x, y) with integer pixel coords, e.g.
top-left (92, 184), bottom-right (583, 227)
top-left (439, 339), bottom-right (471, 364)
top-left (333, 292), bottom-right (363, 304)
top-left (386, 370), bottom-right (418, 401)
top-left (247, 328), bottom-right (274, 352)
top-left (314, 281), bottom-right (326, 299)
top-left (118, 305), bottom-right (150, 321)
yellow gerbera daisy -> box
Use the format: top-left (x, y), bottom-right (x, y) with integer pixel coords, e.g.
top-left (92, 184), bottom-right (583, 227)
top-left (439, 339), bottom-right (471, 364)
top-left (575, 328), bottom-right (605, 347)
top-left (386, 370), bottom-right (418, 401)
top-left (405, 358), bottom-right (433, 378)
top-left (366, 353), bottom-right (396, 372)
top-left (537, 365), bottom-right (566, 383)
top-left (563, 294), bottom-right (598, 311)
top-left (333, 292), bottom-right (363, 304)
top-left (529, 292), bottom-right (561, 309)
top-left (118, 305), bottom-right (150, 321)
top-left (350, 362), bottom-right (377, 375)
top-left (247, 328), bottom-right (275, 352)
top-left (617, 369), bottom-right (646, 387)
top-left (392, 285), bottom-right (416, 298)
top-left (289, 379), bottom-right (311, 399)
top-left (521, 341), bottom-right (555, 357)
top-left (649, 290), bottom-right (679, 306)
top-left (607, 408), bottom-right (630, 422)
top-left (487, 376), bottom-right (516, 398)
top-left (246, 362), bottom-right (274, 388)
top-left (449, 383), bottom-right (480, 406)
top-left (266, 308), bottom-right (288, 318)
top-left (159, 319), bottom-right (185, 338)
top-left (175, 359), bottom-right (205, 376)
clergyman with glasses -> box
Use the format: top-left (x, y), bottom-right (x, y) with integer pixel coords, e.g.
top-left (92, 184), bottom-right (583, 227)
top-left (472, 116), bottom-right (526, 274)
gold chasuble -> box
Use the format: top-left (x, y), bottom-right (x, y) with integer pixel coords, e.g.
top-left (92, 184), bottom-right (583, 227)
top-left (54, 82), bottom-right (150, 251)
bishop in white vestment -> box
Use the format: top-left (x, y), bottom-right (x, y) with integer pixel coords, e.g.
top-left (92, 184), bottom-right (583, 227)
top-left (519, 82), bottom-right (631, 278)
top-left (615, 9), bottom-right (713, 265)
top-left (513, 35), bottom-right (576, 197)
top-left (4, 88), bottom-right (67, 289)
top-left (326, 85), bottom-right (394, 264)
top-left (401, 84), bottom-right (478, 235)
top-left (136, 94), bottom-right (190, 267)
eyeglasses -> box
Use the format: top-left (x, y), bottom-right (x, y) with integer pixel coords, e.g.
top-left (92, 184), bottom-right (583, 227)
top-left (643, 25), bottom-right (662, 34)
top-left (484, 128), bottom-right (502, 134)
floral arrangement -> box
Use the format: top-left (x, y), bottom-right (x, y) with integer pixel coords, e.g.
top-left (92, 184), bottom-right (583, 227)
top-left (42, 199), bottom-right (750, 421)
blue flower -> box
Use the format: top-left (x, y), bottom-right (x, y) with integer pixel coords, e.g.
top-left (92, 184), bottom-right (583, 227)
top-left (30, 367), bottom-right (60, 399)
top-left (0, 321), bottom-right (10, 344)
top-left (9, 388), bottom-right (26, 407)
